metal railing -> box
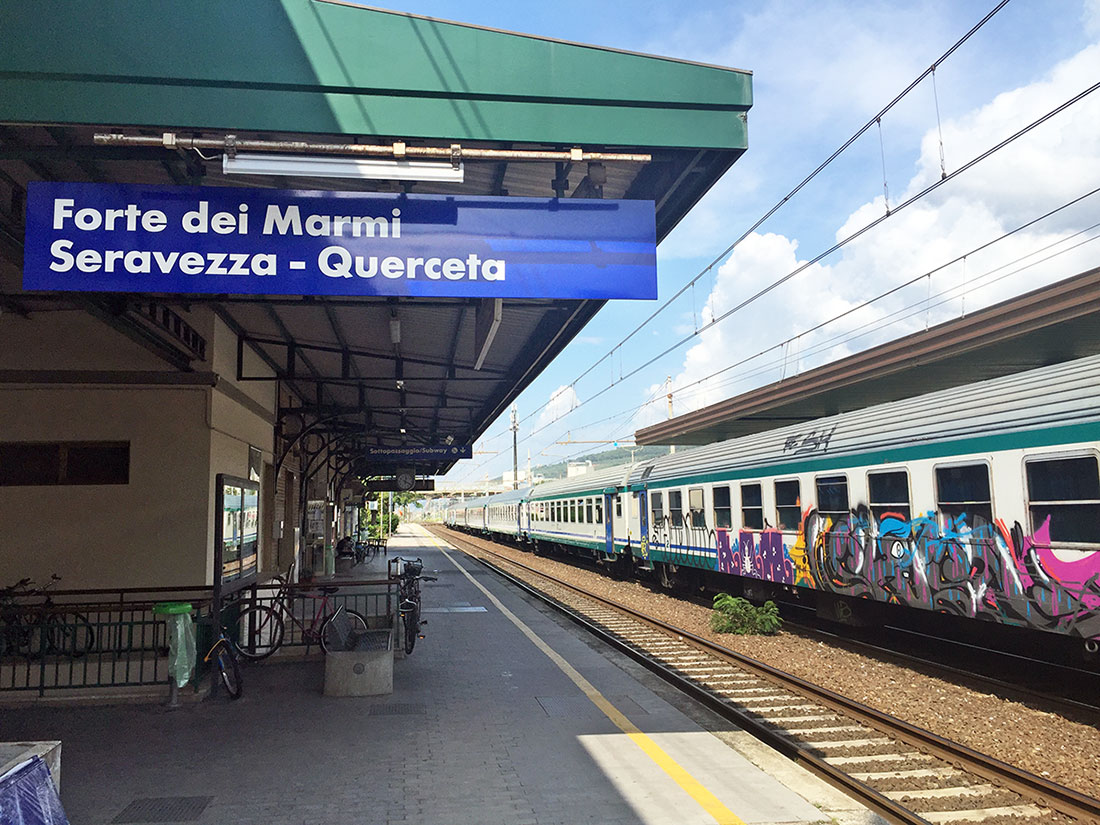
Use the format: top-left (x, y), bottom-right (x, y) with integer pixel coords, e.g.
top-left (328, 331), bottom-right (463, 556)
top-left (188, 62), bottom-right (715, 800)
top-left (0, 576), bottom-right (398, 695)
top-left (224, 577), bottom-right (397, 651)
top-left (0, 585), bottom-right (213, 695)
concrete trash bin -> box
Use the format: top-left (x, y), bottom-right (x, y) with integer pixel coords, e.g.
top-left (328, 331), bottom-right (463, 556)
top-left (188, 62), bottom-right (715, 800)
top-left (323, 629), bottom-right (393, 697)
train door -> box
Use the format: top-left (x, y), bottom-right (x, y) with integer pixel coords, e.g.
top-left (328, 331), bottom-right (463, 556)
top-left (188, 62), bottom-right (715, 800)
top-left (603, 492), bottom-right (615, 555)
top-left (638, 488), bottom-right (649, 560)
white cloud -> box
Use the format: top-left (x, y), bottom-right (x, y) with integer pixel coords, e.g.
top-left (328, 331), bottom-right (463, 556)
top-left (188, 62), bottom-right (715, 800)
top-left (1086, 0), bottom-right (1100, 36)
top-left (654, 37), bottom-right (1100, 419)
top-left (535, 384), bottom-right (580, 429)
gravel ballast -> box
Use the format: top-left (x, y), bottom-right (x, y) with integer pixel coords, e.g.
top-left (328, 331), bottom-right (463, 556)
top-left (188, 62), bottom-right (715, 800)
top-left (438, 529), bottom-right (1100, 802)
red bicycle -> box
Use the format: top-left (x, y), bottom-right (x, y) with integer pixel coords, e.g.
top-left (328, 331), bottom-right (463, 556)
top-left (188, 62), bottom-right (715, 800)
top-left (232, 576), bottom-right (367, 659)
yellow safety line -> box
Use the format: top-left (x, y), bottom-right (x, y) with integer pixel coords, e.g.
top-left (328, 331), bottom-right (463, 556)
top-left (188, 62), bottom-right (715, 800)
top-left (423, 531), bottom-right (747, 825)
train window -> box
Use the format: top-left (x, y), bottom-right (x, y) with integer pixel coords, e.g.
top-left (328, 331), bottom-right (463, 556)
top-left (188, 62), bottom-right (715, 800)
top-left (668, 490), bottom-right (684, 527)
top-left (935, 464), bottom-right (993, 526)
top-left (688, 488), bottom-right (706, 528)
top-left (868, 471), bottom-right (911, 524)
top-left (584, 499), bottom-right (592, 523)
top-left (741, 483), bottom-right (763, 530)
top-left (815, 476), bottom-right (850, 524)
top-left (651, 491), bottom-right (664, 525)
top-left (713, 486), bottom-right (732, 529)
top-left (566, 500), bottom-right (573, 523)
top-left (595, 499), bottom-right (603, 524)
top-left (775, 480), bottom-right (801, 530)
top-left (1026, 456), bottom-right (1100, 545)
top-left (615, 496), bottom-right (622, 518)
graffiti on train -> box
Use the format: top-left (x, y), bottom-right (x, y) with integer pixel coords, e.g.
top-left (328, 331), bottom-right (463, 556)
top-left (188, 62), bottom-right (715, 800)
top-left (714, 504), bottom-right (1100, 639)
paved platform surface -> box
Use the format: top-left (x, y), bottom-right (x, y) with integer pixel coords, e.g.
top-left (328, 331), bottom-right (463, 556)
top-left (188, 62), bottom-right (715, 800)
top-left (0, 524), bottom-right (883, 825)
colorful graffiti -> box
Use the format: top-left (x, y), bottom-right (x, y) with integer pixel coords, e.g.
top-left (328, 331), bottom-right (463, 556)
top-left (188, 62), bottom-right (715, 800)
top-left (800, 505), bottom-right (1100, 639)
top-left (715, 528), bottom-right (796, 585)
top-left (650, 500), bottom-right (1099, 638)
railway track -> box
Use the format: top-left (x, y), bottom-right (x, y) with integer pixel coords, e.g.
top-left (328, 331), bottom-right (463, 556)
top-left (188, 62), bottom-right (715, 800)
top-left (432, 526), bottom-right (1100, 825)
top-left (778, 611), bottom-right (1100, 723)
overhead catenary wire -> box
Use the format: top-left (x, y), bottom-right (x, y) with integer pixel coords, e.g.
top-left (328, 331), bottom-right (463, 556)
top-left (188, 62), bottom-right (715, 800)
top-left (474, 0), bottom-right (1017, 450)
top-left (459, 180), bottom-right (1100, 480)
top-left (558, 0), bottom-right (1015, 396)
top-left (503, 81), bottom-right (1100, 442)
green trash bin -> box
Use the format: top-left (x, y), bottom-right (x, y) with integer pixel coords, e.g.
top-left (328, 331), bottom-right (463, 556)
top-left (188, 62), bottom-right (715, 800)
top-left (152, 602), bottom-right (195, 706)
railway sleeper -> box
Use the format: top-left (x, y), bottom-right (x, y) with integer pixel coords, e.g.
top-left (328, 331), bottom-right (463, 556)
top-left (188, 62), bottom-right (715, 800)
top-left (825, 752), bottom-right (928, 767)
top-left (920, 804), bottom-right (1046, 823)
top-left (782, 724), bottom-right (869, 736)
top-left (798, 737), bottom-right (894, 750)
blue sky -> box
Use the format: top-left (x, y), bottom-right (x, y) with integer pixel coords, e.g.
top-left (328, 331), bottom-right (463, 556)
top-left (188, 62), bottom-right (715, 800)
top-left (399, 0), bottom-right (1100, 484)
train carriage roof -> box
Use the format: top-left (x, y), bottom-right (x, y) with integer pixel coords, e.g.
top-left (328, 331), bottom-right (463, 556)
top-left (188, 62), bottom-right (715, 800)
top-left (527, 464), bottom-right (636, 499)
top-left (477, 486), bottom-right (533, 507)
top-left (629, 352), bottom-right (1100, 487)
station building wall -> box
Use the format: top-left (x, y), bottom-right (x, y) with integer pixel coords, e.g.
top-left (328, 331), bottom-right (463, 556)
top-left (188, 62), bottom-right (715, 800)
top-left (0, 306), bottom-right (279, 591)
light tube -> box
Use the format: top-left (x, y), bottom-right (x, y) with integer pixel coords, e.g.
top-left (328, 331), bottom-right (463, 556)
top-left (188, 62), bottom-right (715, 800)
top-left (222, 152), bottom-right (464, 182)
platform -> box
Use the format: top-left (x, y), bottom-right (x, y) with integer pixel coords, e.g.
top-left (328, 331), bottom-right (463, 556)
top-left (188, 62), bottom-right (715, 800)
top-left (0, 525), bottom-right (882, 825)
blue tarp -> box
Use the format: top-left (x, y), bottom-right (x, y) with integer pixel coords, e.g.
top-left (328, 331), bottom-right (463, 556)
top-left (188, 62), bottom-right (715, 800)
top-left (0, 756), bottom-right (69, 825)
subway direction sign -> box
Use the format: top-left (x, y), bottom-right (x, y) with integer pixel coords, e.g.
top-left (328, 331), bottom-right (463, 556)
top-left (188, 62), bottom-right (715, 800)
top-left (361, 478), bottom-right (435, 493)
top-left (23, 182), bottom-right (657, 299)
top-left (364, 445), bottom-right (472, 461)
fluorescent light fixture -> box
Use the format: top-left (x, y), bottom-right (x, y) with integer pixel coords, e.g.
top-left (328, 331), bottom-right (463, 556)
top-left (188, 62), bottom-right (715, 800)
top-left (222, 152), bottom-right (464, 183)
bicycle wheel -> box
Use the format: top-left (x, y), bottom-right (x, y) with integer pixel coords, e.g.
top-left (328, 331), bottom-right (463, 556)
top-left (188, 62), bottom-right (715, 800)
top-left (403, 606), bottom-right (419, 655)
top-left (232, 605), bottom-right (284, 660)
top-left (216, 645), bottom-right (243, 700)
top-left (320, 609), bottom-right (368, 653)
top-left (48, 613), bottom-right (95, 656)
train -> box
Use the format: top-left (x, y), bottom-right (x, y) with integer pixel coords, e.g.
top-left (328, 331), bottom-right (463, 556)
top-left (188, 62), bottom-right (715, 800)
top-left (446, 353), bottom-right (1100, 648)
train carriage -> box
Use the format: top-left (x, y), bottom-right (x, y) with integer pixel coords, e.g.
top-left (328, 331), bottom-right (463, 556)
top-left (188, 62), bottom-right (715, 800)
top-left (484, 486), bottom-right (531, 539)
top-left (449, 354), bottom-right (1100, 643)
top-left (630, 353), bottom-right (1100, 640)
top-left (524, 465), bottom-right (638, 560)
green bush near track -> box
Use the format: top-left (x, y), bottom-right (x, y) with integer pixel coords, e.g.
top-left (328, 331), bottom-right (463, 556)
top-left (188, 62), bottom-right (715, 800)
top-left (710, 593), bottom-right (782, 635)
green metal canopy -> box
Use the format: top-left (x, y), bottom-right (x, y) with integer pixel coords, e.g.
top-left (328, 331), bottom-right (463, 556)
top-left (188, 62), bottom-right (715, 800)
top-left (0, 0), bottom-right (753, 475)
top-left (0, 0), bottom-right (750, 151)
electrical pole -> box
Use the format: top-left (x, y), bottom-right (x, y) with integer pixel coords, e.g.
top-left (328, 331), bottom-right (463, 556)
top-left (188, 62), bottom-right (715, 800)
top-left (510, 404), bottom-right (519, 490)
top-left (666, 375), bottom-right (676, 455)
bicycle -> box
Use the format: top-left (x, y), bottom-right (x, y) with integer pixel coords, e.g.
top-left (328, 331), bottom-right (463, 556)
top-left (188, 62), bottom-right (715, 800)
top-left (203, 624), bottom-right (242, 699)
top-left (398, 558), bottom-right (437, 655)
top-left (353, 538), bottom-right (387, 565)
top-left (231, 575), bottom-right (368, 660)
top-left (0, 575), bottom-right (95, 659)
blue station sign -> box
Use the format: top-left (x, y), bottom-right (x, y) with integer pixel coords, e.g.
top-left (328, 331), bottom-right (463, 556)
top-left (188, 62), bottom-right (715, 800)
top-left (22, 182), bottom-right (657, 299)
top-left (364, 445), bottom-right (473, 461)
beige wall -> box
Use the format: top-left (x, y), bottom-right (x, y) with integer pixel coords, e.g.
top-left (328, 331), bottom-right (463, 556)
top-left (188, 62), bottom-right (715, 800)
top-left (205, 315), bottom-right (278, 582)
top-left (0, 385), bottom-right (210, 589)
top-left (0, 309), bottom-right (170, 371)
top-left (0, 307), bottom-right (282, 591)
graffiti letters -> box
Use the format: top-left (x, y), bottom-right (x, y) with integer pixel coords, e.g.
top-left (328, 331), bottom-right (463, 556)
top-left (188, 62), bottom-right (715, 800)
top-left (782, 425), bottom-right (837, 456)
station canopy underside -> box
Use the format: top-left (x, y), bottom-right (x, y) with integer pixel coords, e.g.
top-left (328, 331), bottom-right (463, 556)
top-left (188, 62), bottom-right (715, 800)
top-left (636, 265), bottom-right (1100, 447)
top-left (0, 0), bottom-right (752, 476)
